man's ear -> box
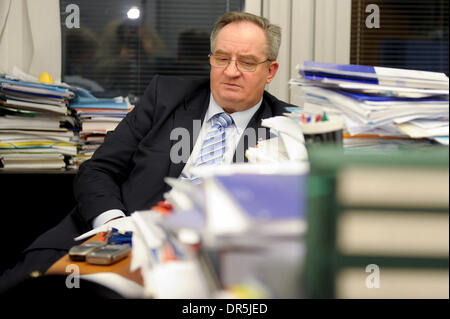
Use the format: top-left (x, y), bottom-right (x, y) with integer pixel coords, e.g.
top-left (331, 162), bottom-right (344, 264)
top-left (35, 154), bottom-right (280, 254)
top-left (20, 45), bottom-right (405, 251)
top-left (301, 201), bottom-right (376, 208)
top-left (266, 61), bottom-right (279, 84)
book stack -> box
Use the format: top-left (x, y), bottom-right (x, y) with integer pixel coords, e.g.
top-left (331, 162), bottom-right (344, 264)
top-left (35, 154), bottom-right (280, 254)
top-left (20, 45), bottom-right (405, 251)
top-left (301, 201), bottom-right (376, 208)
top-left (0, 76), bottom-right (78, 170)
top-left (68, 87), bottom-right (134, 168)
top-left (290, 62), bottom-right (449, 151)
top-left (305, 146), bottom-right (449, 298)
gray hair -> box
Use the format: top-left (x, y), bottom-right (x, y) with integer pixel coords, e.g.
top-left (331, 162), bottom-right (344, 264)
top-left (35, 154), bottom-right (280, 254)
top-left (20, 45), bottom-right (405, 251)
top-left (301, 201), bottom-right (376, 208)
top-left (210, 12), bottom-right (281, 61)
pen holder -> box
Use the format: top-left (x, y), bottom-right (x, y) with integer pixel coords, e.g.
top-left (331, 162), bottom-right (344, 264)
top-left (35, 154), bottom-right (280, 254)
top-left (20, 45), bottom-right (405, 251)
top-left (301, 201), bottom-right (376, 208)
top-left (300, 116), bottom-right (344, 146)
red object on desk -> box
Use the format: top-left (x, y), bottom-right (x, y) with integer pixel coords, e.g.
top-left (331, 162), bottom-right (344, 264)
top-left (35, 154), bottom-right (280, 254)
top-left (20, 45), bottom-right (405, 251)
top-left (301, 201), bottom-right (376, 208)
top-left (98, 232), bottom-right (108, 241)
top-left (151, 201), bottom-right (173, 215)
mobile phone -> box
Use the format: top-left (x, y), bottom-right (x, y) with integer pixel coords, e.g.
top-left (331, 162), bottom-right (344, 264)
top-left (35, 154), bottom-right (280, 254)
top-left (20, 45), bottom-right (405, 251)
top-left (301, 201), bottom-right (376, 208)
top-left (85, 244), bottom-right (131, 265)
top-left (69, 241), bottom-right (107, 261)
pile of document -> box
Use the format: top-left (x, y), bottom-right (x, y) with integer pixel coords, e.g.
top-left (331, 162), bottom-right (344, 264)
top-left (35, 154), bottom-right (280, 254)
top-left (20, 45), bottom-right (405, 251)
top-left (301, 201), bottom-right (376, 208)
top-left (0, 76), bottom-right (78, 169)
top-left (290, 61), bottom-right (449, 150)
top-left (68, 87), bottom-right (134, 167)
top-left (245, 115), bottom-right (309, 163)
top-left (131, 211), bottom-right (213, 298)
top-left (73, 210), bottom-right (214, 299)
top-left (72, 163), bottom-right (309, 298)
top-left (161, 163), bottom-right (308, 297)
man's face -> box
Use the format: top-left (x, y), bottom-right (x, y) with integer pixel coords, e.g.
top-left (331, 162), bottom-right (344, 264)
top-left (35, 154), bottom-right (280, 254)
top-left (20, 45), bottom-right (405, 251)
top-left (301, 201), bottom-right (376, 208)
top-left (210, 21), bottom-right (279, 113)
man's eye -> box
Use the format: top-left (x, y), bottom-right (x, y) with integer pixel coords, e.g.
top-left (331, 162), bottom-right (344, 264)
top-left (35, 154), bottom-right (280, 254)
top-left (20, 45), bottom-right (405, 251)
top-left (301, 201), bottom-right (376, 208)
top-left (240, 61), bottom-right (255, 66)
top-left (216, 57), bottom-right (229, 62)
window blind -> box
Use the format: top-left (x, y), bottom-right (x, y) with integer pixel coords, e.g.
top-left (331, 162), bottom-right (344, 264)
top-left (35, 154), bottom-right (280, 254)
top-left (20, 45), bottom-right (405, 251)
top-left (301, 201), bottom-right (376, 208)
top-left (60, 0), bottom-right (244, 98)
top-left (350, 0), bottom-right (449, 75)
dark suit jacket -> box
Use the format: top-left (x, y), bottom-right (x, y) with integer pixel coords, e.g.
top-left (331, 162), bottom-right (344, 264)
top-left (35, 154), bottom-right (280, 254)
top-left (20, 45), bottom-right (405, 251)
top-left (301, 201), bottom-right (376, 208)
top-left (27, 75), bottom-right (292, 252)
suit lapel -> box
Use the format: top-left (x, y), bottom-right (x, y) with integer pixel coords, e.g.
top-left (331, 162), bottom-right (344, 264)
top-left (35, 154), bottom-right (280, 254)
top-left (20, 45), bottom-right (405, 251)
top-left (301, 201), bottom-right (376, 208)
top-left (167, 87), bottom-right (210, 178)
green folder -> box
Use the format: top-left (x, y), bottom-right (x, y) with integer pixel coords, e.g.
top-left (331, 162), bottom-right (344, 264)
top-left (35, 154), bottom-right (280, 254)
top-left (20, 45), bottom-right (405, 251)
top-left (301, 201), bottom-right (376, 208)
top-left (304, 145), bottom-right (449, 298)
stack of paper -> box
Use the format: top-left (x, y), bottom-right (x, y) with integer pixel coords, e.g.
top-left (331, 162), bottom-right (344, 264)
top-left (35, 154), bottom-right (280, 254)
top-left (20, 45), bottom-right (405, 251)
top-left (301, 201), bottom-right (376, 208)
top-left (68, 87), bottom-right (134, 167)
top-left (0, 76), bottom-right (78, 169)
top-left (164, 163), bottom-right (309, 247)
top-left (0, 153), bottom-right (66, 170)
top-left (130, 211), bottom-right (212, 298)
top-left (245, 116), bottom-right (309, 163)
top-left (72, 162), bottom-right (309, 298)
top-left (290, 61), bottom-right (449, 150)
top-left (162, 163), bottom-right (309, 297)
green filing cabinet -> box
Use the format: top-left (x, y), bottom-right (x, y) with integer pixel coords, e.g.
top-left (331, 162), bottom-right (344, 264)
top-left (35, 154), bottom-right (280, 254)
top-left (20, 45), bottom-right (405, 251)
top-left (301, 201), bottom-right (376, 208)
top-left (304, 146), bottom-right (449, 298)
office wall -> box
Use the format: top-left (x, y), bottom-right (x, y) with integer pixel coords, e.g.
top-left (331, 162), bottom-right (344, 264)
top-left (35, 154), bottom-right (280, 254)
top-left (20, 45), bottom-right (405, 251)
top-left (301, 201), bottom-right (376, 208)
top-left (0, 0), bottom-right (61, 82)
top-left (245, 0), bottom-right (351, 106)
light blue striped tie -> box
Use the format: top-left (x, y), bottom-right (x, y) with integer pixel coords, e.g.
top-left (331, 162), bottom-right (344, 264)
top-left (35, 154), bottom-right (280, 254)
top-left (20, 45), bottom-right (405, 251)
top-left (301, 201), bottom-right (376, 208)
top-left (190, 112), bottom-right (233, 184)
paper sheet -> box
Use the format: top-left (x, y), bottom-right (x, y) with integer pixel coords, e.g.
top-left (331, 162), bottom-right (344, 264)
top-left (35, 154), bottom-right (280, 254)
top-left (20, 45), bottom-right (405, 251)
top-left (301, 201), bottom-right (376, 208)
top-left (74, 216), bottom-right (135, 241)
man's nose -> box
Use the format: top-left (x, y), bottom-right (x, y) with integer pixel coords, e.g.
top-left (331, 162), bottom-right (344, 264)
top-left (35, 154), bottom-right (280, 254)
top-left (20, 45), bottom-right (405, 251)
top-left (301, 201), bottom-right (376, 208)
top-left (223, 60), bottom-right (241, 77)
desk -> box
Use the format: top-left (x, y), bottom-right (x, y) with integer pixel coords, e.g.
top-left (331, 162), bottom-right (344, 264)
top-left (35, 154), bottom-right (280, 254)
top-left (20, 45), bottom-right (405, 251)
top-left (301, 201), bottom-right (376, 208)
top-left (46, 234), bottom-right (143, 286)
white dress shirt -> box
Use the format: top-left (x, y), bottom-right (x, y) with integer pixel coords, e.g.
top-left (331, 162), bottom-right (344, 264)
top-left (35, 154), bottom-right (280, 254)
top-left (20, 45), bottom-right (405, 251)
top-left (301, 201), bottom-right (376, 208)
top-left (92, 93), bottom-right (262, 228)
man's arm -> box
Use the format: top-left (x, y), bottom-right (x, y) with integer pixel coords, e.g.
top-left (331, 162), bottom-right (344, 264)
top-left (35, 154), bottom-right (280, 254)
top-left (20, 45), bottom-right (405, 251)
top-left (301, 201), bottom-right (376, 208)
top-left (74, 75), bottom-right (159, 226)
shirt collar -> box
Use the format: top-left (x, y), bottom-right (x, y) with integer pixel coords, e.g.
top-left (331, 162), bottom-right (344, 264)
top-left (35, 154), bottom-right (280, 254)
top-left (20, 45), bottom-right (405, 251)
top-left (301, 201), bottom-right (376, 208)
top-left (206, 93), bottom-right (263, 131)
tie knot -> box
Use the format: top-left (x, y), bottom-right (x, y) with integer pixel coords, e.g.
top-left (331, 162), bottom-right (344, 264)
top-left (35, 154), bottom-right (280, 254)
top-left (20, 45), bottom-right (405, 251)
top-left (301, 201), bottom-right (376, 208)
top-left (214, 112), bottom-right (233, 128)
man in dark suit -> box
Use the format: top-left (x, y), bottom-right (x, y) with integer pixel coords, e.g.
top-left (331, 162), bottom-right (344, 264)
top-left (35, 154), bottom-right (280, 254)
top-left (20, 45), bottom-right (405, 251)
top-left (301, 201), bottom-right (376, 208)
top-left (0, 11), bottom-right (292, 293)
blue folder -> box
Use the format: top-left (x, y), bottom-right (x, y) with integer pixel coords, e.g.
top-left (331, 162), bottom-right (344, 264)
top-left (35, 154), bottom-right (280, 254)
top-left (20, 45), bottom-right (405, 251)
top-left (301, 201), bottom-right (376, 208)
top-left (214, 173), bottom-right (307, 221)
